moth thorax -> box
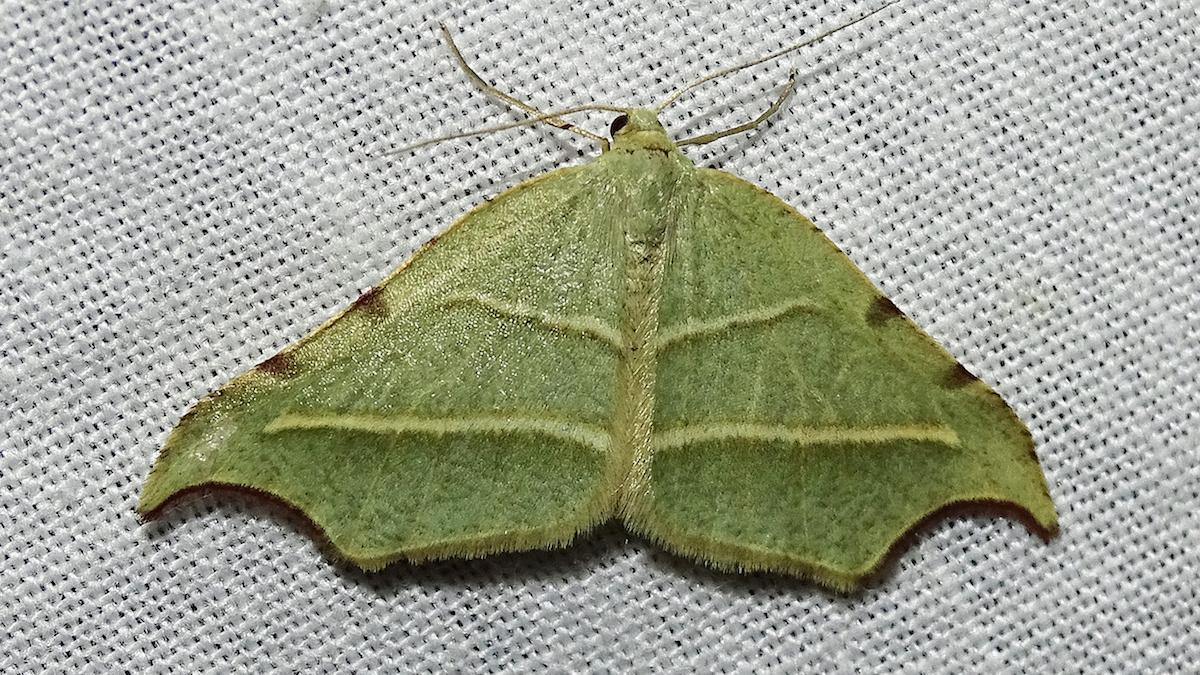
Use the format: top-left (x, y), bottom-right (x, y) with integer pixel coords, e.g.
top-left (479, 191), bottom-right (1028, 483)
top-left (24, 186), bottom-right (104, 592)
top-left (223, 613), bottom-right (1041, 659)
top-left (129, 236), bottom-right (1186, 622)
top-left (624, 217), bottom-right (669, 247)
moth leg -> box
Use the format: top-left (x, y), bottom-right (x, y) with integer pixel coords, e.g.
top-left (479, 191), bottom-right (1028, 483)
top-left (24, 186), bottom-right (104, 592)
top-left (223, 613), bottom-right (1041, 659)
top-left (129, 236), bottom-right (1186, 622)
top-left (439, 23), bottom-right (609, 149)
top-left (676, 69), bottom-right (798, 147)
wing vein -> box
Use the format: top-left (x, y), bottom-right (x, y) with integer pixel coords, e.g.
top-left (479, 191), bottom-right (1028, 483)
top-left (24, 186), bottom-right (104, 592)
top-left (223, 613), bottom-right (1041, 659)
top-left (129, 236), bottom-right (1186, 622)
top-left (654, 423), bottom-right (960, 451)
top-left (265, 412), bottom-right (611, 453)
top-left (443, 293), bottom-right (624, 351)
top-left (655, 298), bottom-right (824, 350)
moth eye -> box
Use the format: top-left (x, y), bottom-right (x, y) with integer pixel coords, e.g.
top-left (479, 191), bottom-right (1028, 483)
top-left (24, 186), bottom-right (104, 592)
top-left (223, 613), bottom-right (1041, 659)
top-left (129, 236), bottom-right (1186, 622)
top-left (610, 114), bottom-right (628, 136)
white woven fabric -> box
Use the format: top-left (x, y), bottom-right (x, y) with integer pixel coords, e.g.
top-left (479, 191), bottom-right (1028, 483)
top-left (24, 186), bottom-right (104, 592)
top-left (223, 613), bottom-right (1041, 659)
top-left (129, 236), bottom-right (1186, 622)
top-left (2, 0), bottom-right (1197, 671)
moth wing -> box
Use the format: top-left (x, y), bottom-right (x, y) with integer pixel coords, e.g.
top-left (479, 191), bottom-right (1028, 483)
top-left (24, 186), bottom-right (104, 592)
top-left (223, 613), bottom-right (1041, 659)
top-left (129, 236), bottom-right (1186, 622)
top-left (632, 168), bottom-right (1056, 588)
top-left (140, 165), bottom-right (625, 569)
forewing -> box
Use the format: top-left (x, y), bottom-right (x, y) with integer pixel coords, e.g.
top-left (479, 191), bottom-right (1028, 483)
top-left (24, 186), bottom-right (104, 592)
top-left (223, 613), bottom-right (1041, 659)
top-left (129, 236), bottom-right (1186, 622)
top-left (636, 168), bottom-right (1056, 588)
top-left (140, 165), bottom-right (624, 569)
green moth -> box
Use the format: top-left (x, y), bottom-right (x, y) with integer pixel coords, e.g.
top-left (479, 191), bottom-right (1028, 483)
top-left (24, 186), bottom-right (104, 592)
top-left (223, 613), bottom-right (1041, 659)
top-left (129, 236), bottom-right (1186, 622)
top-left (140, 4), bottom-right (1056, 590)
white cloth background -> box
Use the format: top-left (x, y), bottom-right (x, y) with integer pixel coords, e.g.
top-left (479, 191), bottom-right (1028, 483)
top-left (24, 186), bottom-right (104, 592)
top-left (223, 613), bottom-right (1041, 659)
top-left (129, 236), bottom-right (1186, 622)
top-left (2, 0), bottom-right (1197, 672)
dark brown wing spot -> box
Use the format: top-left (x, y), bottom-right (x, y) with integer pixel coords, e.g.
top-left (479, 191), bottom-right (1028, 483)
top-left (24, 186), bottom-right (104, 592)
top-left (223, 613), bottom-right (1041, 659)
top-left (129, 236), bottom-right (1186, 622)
top-left (257, 351), bottom-right (298, 378)
top-left (866, 296), bottom-right (904, 326)
top-left (944, 362), bottom-right (980, 388)
top-left (351, 286), bottom-right (388, 318)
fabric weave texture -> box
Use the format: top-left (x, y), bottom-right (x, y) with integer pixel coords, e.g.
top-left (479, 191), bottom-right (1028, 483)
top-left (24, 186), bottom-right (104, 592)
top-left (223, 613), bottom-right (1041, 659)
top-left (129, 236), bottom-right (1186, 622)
top-left (1, 0), bottom-right (1197, 672)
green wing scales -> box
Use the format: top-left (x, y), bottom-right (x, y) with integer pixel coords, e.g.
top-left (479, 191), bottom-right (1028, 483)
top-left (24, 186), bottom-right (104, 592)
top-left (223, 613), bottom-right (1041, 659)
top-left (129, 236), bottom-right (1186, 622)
top-left (631, 169), bottom-right (1056, 587)
top-left (139, 165), bottom-right (628, 568)
top-left (143, 107), bottom-right (1055, 588)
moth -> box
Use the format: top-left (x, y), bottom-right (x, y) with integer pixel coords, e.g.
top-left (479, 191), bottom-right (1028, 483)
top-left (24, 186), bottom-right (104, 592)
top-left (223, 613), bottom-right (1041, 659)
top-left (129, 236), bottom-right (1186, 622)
top-left (140, 3), bottom-right (1056, 589)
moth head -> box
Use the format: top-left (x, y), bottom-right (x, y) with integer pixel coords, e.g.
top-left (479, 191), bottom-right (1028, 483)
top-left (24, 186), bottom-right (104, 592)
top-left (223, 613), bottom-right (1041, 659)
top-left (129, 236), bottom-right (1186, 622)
top-left (608, 108), bottom-right (674, 152)
top-left (609, 109), bottom-right (664, 138)
top-left (609, 113), bottom-right (629, 137)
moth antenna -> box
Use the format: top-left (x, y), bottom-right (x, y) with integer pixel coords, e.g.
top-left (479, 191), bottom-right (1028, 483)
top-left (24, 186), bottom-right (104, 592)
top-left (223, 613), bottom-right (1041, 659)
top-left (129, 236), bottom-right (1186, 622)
top-left (676, 69), bottom-right (798, 147)
top-left (375, 103), bottom-right (628, 157)
top-left (655, 0), bottom-right (903, 113)
top-left (441, 23), bottom-right (611, 149)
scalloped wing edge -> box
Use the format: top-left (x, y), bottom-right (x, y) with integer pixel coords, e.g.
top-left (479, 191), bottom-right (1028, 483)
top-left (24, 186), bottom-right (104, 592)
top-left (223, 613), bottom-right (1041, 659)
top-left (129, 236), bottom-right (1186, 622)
top-left (622, 492), bottom-right (1057, 593)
